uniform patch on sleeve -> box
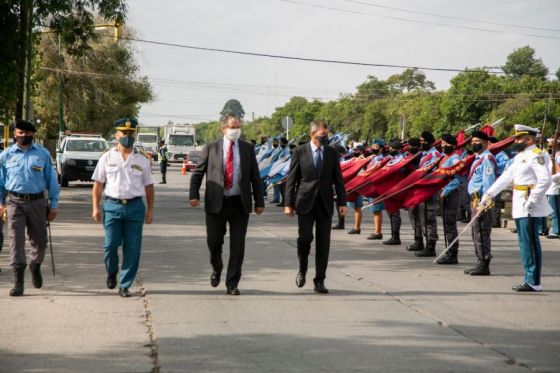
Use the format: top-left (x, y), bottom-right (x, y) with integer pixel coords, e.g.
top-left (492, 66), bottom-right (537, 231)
top-left (485, 167), bottom-right (493, 175)
top-left (536, 155), bottom-right (545, 165)
top-left (31, 165), bottom-right (43, 172)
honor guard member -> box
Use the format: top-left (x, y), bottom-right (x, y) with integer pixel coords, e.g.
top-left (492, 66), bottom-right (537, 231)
top-left (158, 140), bottom-right (169, 184)
top-left (465, 130), bottom-right (497, 276)
top-left (436, 134), bottom-right (464, 264)
top-left (383, 139), bottom-right (405, 245)
top-left (545, 138), bottom-right (560, 238)
top-left (414, 131), bottom-right (441, 257)
top-left (366, 140), bottom-right (386, 240)
top-left (406, 138), bottom-right (424, 251)
top-left (92, 118), bottom-right (155, 298)
top-left (0, 120), bottom-right (60, 296)
top-left (480, 125), bottom-right (551, 292)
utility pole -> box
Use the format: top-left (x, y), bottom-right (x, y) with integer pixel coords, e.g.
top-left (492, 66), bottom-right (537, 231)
top-left (57, 33), bottom-right (64, 141)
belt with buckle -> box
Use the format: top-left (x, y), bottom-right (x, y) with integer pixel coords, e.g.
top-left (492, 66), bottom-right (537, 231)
top-left (8, 191), bottom-right (44, 201)
top-left (106, 196), bottom-right (142, 205)
top-left (513, 184), bottom-right (534, 199)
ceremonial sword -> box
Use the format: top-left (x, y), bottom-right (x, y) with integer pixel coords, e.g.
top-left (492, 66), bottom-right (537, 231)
top-left (432, 207), bottom-right (484, 264)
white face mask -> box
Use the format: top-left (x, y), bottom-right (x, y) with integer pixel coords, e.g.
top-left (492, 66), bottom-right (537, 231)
top-left (225, 128), bottom-right (241, 141)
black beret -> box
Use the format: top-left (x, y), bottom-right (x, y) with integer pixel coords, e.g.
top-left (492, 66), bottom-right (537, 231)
top-left (488, 136), bottom-right (498, 143)
top-left (420, 131), bottom-right (435, 144)
top-left (441, 133), bottom-right (457, 146)
top-left (471, 130), bottom-right (489, 141)
top-left (15, 120), bottom-right (36, 132)
top-left (389, 140), bottom-right (402, 149)
top-left (279, 137), bottom-right (288, 145)
top-left (408, 137), bottom-right (421, 147)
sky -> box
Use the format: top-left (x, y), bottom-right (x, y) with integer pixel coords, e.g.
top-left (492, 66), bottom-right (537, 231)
top-left (126, 0), bottom-right (560, 126)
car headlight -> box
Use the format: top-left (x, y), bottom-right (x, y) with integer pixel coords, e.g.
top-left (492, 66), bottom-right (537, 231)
top-left (65, 159), bottom-right (76, 166)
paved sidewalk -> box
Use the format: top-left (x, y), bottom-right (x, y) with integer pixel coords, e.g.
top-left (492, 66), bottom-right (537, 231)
top-left (1, 167), bottom-right (559, 372)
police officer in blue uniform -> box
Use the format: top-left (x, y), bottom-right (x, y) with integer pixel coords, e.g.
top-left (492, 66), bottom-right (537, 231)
top-left (92, 118), bottom-right (154, 297)
top-left (464, 130), bottom-right (497, 276)
top-left (436, 134), bottom-right (465, 265)
top-left (414, 131), bottom-right (441, 257)
top-left (0, 120), bottom-right (60, 296)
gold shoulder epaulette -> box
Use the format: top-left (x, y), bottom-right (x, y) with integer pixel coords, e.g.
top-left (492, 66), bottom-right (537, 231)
top-left (532, 148), bottom-right (542, 154)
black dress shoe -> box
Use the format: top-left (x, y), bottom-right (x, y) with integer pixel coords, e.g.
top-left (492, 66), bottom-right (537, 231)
top-left (276, 203), bottom-right (285, 207)
top-left (296, 272), bottom-right (306, 288)
top-left (107, 271), bottom-right (118, 289)
top-left (226, 287), bottom-right (240, 295)
top-left (382, 237), bottom-right (401, 245)
top-left (210, 272), bottom-right (221, 288)
top-left (415, 249), bottom-right (436, 257)
top-left (332, 224), bottom-right (345, 230)
top-left (347, 228), bottom-right (361, 235)
top-left (119, 288), bottom-right (131, 297)
top-left (29, 262), bottom-right (43, 289)
top-left (367, 233), bottom-right (383, 240)
top-left (512, 282), bottom-right (539, 292)
top-left (314, 282), bottom-right (329, 294)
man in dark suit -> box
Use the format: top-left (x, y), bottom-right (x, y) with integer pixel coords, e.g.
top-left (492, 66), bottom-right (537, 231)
top-left (189, 115), bottom-right (264, 295)
top-left (285, 120), bottom-right (347, 294)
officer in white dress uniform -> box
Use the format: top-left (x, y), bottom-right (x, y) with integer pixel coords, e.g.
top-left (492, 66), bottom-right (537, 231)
top-left (479, 125), bottom-right (551, 292)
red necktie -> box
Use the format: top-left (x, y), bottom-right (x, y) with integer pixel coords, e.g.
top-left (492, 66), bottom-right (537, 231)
top-left (224, 141), bottom-right (234, 190)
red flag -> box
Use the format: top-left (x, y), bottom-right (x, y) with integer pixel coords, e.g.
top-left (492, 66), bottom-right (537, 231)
top-left (345, 157), bottom-right (390, 201)
top-left (480, 124), bottom-right (495, 137)
top-left (374, 136), bottom-right (514, 213)
top-left (342, 156), bottom-right (373, 184)
top-left (353, 153), bottom-right (420, 198)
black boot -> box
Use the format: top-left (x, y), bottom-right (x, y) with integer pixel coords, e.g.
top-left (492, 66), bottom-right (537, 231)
top-left (470, 259), bottom-right (490, 276)
top-left (383, 234), bottom-right (401, 245)
top-left (415, 240), bottom-right (436, 257)
top-left (332, 216), bottom-right (345, 230)
top-left (464, 260), bottom-right (481, 274)
top-left (10, 266), bottom-right (25, 296)
top-left (406, 238), bottom-right (424, 251)
top-left (437, 250), bottom-right (458, 265)
top-left (29, 262), bottom-right (43, 289)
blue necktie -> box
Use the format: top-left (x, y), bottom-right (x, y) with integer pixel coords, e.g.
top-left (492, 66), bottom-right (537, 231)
top-left (315, 148), bottom-right (322, 175)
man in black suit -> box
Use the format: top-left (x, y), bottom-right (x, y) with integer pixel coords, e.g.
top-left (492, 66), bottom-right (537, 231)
top-left (285, 120), bottom-right (347, 294)
top-left (189, 115), bottom-right (265, 295)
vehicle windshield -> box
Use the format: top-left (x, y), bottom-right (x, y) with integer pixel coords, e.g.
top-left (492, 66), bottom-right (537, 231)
top-left (137, 134), bottom-right (158, 143)
top-left (169, 134), bottom-right (194, 146)
top-left (65, 139), bottom-right (108, 152)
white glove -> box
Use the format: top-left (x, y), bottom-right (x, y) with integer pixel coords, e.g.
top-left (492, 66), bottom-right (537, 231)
top-left (477, 194), bottom-right (493, 212)
top-left (525, 200), bottom-right (535, 215)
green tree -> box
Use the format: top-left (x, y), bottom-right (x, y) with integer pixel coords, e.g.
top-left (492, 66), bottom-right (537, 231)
top-left (386, 68), bottom-right (435, 93)
top-left (33, 26), bottom-right (153, 139)
top-left (0, 1), bottom-right (128, 122)
top-left (502, 46), bottom-right (549, 80)
top-left (220, 99), bottom-right (245, 121)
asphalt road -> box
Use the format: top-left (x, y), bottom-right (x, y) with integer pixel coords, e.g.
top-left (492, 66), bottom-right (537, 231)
top-left (1, 166), bottom-right (559, 372)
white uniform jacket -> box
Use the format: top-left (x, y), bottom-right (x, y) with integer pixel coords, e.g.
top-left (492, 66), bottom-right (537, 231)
top-left (486, 145), bottom-right (552, 218)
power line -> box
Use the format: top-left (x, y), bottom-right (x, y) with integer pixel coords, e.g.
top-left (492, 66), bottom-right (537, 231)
top-left (112, 35), bottom-right (507, 74)
top-left (337, 0), bottom-right (560, 33)
top-left (277, 0), bottom-right (560, 40)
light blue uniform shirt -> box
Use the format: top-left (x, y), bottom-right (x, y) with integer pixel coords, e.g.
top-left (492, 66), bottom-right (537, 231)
top-left (494, 151), bottom-right (510, 176)
top-left (441, 153), bottom-right (464, 197)
top-left (0, 143), bottom-right (60, 208)
top-left (419, 147), bottom-right (441, 168)
top-left (467, 149), bottom-right (496, 196)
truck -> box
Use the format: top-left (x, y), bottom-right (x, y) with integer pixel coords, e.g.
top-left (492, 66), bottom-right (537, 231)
top-left (164, 123), bottom-right (197, 163)
top-left (136, 129), bottom-right (159, 161)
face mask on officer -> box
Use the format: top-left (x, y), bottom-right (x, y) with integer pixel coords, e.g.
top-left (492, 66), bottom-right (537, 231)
top-left (119, 135), bottom-right (135, 148)
top-left (420, 142), bottom-right (431, 151)
top-left (442, 145), bottom-right (454, 155)
top-left (280, 144), bottom-right (286, 149)
top-left (512, 139), bottom-right (529, 153)
top-left (15, 135), bottom-right (33, 146)
top-left (471, 143), bottom-right (484, 153)
top-left (315, 134), bottom-right (329, 146)
top-left (225, 128), bottom-right (241, 141)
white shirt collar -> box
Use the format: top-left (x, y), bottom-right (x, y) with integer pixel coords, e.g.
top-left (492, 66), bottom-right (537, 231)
top-left (310, 141), bottom-right (323, 152)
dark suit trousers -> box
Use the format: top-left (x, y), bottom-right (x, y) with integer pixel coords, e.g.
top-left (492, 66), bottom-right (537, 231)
top-left (297, 197), bottom-right (331, 283)
top-left (205, 196), bottom-right (249, 288)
